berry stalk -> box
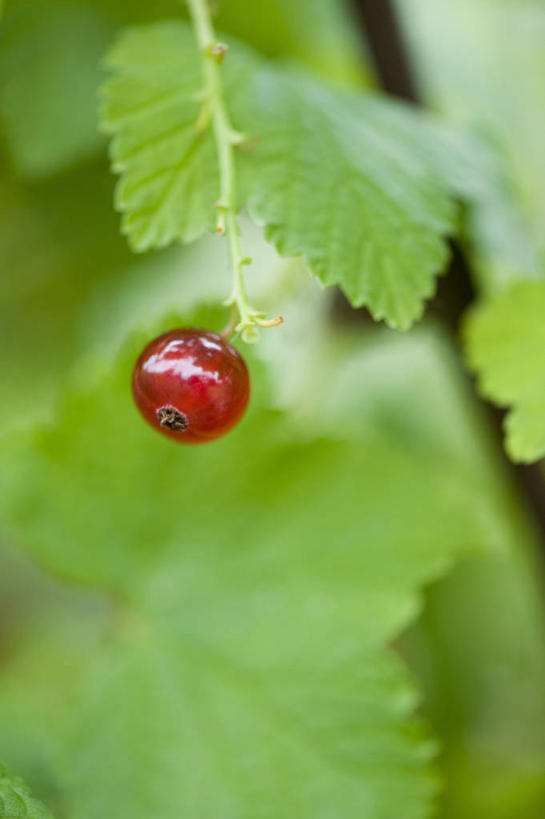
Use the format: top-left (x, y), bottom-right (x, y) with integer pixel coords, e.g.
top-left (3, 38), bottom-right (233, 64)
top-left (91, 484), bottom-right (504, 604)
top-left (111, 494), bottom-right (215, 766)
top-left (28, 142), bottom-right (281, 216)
top-left (186, 0), bottom-right (282, 342)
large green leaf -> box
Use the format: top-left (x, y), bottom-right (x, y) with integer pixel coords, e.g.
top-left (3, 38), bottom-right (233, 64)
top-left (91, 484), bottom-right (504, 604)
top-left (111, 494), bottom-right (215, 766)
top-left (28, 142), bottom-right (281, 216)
top-left (464, 280), bottom-right (545, 463)
top-left (100, 21), bottom-right (465, 329)
top-left (0, 313), bottom-right (501, 819)
top-left (0, 765), bottom-right (54, 819)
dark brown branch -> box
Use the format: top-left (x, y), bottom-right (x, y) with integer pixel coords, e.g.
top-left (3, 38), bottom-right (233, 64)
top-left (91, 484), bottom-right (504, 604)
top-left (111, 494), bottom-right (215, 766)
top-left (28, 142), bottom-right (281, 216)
top-left (349, 0), bottom-right (420, 103)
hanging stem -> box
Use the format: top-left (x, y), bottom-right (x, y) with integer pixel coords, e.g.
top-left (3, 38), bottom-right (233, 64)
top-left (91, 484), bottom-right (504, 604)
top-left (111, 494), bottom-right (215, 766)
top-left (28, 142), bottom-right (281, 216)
top-left (186, 0), bottom-right (282, 341)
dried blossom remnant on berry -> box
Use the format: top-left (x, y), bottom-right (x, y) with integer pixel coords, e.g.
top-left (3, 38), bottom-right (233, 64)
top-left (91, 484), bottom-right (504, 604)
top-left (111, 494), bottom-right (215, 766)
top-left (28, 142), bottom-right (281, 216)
top-left (156, 405), bottom-right (188, 432)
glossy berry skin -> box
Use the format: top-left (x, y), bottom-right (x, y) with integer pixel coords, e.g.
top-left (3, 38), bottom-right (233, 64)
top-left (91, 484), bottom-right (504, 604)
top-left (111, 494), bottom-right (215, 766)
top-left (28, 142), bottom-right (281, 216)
top-left (132, 328), bottom-right (250, 444)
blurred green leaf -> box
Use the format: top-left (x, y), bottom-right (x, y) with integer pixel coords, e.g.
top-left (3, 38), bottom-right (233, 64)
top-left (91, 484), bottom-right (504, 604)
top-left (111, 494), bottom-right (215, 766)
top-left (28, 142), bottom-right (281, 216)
top-left (0, 1), bottom-right (112, 177)
top-left (464, 280), bottom-right (545, 463)
top-left (0, 765), bottom-right (54, 819)
top-left (0, 310), bottom-right (504, 818)
top-left (0, 158), bottom-right (132, 429)
top-left (396, 0), bottom-right (545, 285)
top-left (405, 550), bottom-right (545, 819)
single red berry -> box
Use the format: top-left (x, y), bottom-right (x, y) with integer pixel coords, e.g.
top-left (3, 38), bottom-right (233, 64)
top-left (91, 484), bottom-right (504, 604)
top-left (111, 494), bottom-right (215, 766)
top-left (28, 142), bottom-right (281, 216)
top-left (132, 328), bottom-right (250, 444)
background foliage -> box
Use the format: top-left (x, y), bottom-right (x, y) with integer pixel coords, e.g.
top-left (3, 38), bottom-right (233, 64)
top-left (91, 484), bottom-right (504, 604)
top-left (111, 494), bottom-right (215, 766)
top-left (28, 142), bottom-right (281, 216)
top-left (1, 1), bottom-right (545, 818)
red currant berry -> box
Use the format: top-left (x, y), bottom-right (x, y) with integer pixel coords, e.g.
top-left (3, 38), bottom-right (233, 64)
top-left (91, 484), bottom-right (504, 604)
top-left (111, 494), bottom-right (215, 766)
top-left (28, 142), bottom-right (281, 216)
top-left (132, 328), bottom-right (250, 444)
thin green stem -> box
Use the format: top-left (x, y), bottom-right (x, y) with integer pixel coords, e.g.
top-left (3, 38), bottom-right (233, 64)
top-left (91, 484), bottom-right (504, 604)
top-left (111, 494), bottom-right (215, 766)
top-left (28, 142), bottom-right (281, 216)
top-left (186, 0), bottom-right (282, 341)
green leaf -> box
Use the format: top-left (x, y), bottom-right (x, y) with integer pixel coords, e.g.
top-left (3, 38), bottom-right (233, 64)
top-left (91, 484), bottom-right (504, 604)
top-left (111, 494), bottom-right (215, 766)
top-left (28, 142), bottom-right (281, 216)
top-left (464, 280), bottom-right (545, 463)
top-left (0, 158), bottom-right (131, 430)
top-left (0, 1), bottom-right (112, 177)
top-left (100, 25), bottom-right (256, 251)
top-left (405, 549), bottom-right (545, 819)
top-left (0, 315), bottom-right (499, 818)
top-left (0, 765), bottom-right (54, 819)
top-left (100, 21), bottom-right (462, 329)
top-left (100, 24), bottom-right (219, 249)
top-left (244, 69), bottom-right (455, 329)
